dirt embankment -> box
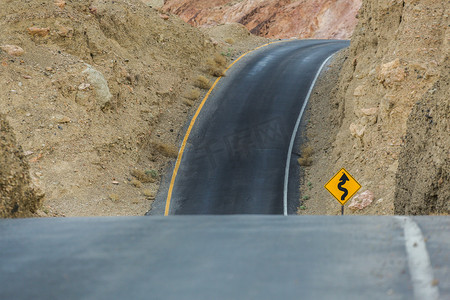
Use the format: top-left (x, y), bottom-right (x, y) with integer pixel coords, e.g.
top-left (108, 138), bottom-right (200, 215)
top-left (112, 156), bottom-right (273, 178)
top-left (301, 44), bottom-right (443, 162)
top-left (0, 0), bottom-right (266, 217)
top-left (299, 0), bottom-right (448, 215)
top-left (395, 59), bottom-right (449, 215)
top-left (163, 0), bottom-right (362, 40)
top-left (0, 113), bottom-right (43, 218)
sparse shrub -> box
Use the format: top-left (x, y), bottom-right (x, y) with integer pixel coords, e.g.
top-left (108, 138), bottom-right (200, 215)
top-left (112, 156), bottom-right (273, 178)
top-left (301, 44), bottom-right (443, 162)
top-left (299, 205), bottom-right (307, 210)
top-left (142, 189), bottom-right (155, 199)
top-left (298, 157), bottom-right (312, 166)
top-left (130, 179), bottom-right (142, 188)
top-left (297, 145), bottom-right (314, 166)
top-left (210, 66), bottom-right (226, 77)
top-left (152, 141), bottom-right (178, 158)
top-left (302, 145), bottom-right (314, 157)
top-left (183, 99), bottom-right (195, 107)
top-left (109, 193), bottom-right (120, 202)
top-left (206, 58), bottom-right (226, 77)
top-left (221, 48), bottom-right (233, 57)
top-left (194, 75), bottom-right (212, 89)
top-left (131, 169), bottom-right (154, 183)
top-left (145, 169), bottom-right (158, 178)
top-left (214, 53), bottom-right (227, 67)
top-left (302, 195), bottom-right (310, 201)
top-left (184, 88), bottom-right (200, 100)
top-left (225, 38), bottom-right (235, 45)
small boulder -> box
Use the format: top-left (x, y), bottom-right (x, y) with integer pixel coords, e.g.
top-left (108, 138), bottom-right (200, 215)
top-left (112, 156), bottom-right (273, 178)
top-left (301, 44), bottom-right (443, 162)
top-left (53, 115), bottom-right (71, 123)
top-left (348, 190), bottom-right (374, 210)
top-left (82, 65), bottom-right (112, 109)
top-left (54, 0), bottom-right (65, 9)
top-left (349, 123), bottom-right (365, 138)
top-left (378, 59), bottom-right (406, 87)
top-left (159, 14), bottom-right (169, 20)
top-left (353, 85), bottom-right (365, 97)
top-left (27, 27), bottom-right (50, 37)
top-left (0, 45), bottom-right (25, 56)
top-left (58, 26), bottom-right (73, 38)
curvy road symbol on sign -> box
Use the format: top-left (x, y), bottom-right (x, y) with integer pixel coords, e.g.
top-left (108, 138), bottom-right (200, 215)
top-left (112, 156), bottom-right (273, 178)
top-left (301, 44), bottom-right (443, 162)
top-left (324, 168), bottom-right (361, 205)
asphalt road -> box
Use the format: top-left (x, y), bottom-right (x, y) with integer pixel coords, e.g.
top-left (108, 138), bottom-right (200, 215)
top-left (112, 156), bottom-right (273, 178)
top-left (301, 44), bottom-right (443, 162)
top-left (154, 40), bottom-right (349, 216)
top-left (1, 216), bottom-right (448, 299)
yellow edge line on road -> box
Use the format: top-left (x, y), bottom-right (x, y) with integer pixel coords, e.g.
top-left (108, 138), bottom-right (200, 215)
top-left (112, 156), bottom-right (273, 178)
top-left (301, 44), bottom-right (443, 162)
top-left (164, 40), bottom-right (287, 216)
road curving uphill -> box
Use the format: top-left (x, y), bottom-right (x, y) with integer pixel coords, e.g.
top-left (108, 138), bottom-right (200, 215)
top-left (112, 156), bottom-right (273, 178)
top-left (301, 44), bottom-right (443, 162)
top-left (154, 40), bottom-right (349, 216)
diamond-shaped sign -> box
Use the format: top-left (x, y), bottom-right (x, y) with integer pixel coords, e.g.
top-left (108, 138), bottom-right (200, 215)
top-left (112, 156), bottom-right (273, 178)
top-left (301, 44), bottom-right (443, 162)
top-left (324, 168), bottom-right (361, 205)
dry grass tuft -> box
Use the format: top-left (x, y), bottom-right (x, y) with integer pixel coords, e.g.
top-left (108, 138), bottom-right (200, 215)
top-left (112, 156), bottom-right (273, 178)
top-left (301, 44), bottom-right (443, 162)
top-left (130, 178), bottom-right (142, 188)
top-left (142, 189), bottom-right (156, 199)
top-left (194, 75), bottom-right (212, 89)
top-left (225, 38), bottom-right (235, 45)
top-left (108, 193), bottom-right (120, 202)
top-left (130, 169), bottom-right (154, 183)
top-left (206, 58), bottom-right (226, 77)
top-left (298, 157), bottom-right (312, 166)
top-left (182, 99), bottom-right (195, 107)
top-left (214, 53), bottom-right (227, 67)
top-left (184, 88), bottom-right (200, 100)
top-left (302, 145), bottom-right (314, 157)
top-left (152, 141), bottom-right (179, 158)
top-left (297, 145), bottom-right (314, 167)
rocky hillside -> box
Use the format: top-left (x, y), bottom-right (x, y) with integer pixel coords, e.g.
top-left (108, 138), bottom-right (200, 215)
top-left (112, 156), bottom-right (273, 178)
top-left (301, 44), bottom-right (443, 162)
top-left (299, 0), bottom-right (448, 215)
top-left (395, 55), bottom-right (449, 215)
top-left (0, 0), bottom-right (222, 217)
top-left (163, 0), bottom-right (362, 39)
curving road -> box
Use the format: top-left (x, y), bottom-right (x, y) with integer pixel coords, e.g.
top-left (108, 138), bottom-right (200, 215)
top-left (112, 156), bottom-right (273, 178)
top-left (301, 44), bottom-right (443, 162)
top-left (156, 40), bottom-right (349, 215)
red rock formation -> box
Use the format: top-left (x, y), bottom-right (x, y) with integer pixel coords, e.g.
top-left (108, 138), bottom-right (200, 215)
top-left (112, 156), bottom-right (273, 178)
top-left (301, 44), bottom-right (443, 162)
top-left (163, 0), bottom-right (362, 39)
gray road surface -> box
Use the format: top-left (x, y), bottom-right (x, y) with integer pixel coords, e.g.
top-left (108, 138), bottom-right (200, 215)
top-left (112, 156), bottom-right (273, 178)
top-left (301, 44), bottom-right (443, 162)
top-left (1, 216), bottom-right (448, 299)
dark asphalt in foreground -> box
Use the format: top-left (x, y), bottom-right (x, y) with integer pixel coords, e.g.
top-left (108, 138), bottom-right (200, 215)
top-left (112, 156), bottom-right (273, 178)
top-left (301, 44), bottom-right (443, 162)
top-left (1, 216), bottom-right (449, 299)
top-left (155, 40), bottom-right (349, 215)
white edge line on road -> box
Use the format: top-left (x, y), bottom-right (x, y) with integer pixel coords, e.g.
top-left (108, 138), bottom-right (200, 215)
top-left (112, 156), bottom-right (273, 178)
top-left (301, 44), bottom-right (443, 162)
top-left (282, 53), bottom-right (335, 216)
top-left (395, 216), bottom-right (440, 300)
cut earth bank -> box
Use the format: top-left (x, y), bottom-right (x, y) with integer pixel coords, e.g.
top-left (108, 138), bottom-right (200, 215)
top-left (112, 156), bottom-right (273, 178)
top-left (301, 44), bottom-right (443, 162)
top-left (298, 0), bottom-right (448, 216)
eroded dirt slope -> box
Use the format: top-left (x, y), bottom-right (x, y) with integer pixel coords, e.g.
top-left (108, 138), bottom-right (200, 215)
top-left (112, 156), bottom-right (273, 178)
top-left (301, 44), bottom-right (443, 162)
top-left (0, 0), bottom-right (219, 217)
top-left (0, 113), bottom-right (43, 218)
top-left (395, 61), bottom-right (449, 215)
top-left (163, 0), bottom-right (362, 39)
top-left (299, 0), bottom-right (448, 215)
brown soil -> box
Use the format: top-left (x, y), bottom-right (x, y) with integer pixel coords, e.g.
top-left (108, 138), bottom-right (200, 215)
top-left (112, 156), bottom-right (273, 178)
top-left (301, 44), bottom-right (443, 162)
top-left (0, 0), bottom-right (267, 217)
top-left (299, 0), bottom-right (449, 215)
top-left (0, 113), bottom-right (43, 218)
top-left (395, 63), bottom-right (449, 215)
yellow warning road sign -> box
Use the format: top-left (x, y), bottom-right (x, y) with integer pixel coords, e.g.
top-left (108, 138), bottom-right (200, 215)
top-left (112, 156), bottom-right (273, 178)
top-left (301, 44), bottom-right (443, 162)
top-left (324, 168), bottom-right (361, 205)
